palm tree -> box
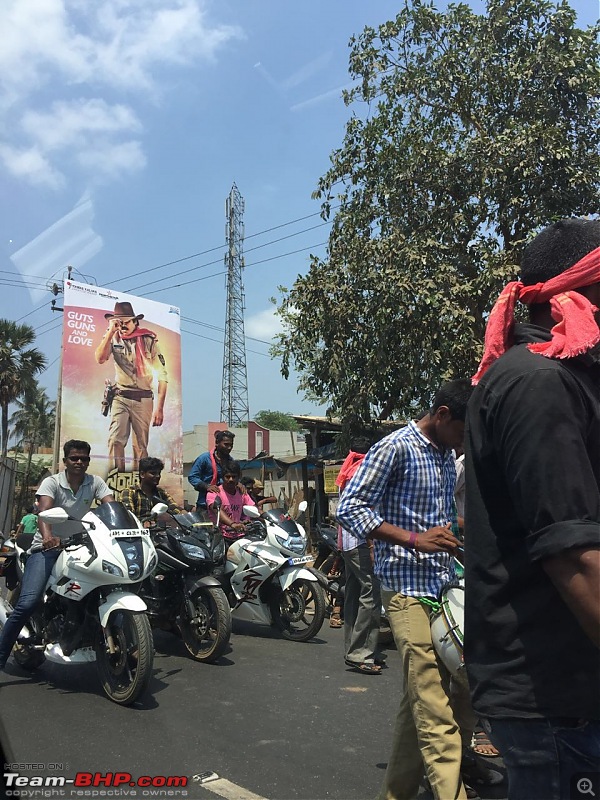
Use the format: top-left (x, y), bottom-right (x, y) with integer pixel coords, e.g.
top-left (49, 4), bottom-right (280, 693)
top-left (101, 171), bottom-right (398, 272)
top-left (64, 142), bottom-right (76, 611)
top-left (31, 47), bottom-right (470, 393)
top-left (0, 320), bottom-right (47, 457)
top-left (11, 386), bottom-right (56, 517)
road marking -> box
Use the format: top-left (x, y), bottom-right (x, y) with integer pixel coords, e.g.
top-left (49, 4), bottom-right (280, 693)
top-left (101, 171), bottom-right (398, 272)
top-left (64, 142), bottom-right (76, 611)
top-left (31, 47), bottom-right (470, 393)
top-left (193, 773), bottom-right (268, 800)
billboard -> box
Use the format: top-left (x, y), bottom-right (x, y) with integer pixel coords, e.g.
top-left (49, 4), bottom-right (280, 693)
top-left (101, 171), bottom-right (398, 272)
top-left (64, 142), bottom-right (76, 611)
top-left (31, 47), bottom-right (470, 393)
top-left (60, 280), bottom-right (182, 504)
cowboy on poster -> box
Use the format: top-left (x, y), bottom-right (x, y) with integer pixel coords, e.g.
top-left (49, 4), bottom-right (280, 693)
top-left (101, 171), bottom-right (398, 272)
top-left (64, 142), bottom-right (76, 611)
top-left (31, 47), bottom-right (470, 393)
top-left (61, 280), bottom-right (183, 503)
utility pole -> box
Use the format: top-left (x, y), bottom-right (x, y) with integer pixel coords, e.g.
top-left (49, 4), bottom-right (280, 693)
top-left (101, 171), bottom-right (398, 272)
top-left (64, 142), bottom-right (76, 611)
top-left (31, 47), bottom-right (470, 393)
top-left (220, 184), bottom-right (249, 427)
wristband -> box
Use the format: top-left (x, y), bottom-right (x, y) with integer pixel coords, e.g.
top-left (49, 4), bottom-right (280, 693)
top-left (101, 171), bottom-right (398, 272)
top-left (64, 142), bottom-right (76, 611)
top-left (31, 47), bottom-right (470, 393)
top-left (408, 531), bottom-right (418, 550)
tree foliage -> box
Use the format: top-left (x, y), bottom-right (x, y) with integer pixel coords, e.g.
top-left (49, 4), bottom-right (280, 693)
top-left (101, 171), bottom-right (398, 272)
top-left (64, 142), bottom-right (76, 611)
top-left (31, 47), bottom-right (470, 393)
top-left (0, 321), bottom-right (47, 457)
top-left (253, 410), bottom-right (300, 431)
top-left (275, 0), bottom-right (600, 428)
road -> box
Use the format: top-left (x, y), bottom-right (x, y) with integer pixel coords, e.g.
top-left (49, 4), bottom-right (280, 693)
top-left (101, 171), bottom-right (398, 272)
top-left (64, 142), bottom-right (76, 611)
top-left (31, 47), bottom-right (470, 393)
top-left (0, 618), bottom-right (507, 800)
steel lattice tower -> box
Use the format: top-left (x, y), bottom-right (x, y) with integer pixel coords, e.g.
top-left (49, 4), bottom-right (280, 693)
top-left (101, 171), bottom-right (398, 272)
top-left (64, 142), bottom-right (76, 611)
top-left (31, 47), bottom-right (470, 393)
top-left (220, 184), bottom-right (249, 426)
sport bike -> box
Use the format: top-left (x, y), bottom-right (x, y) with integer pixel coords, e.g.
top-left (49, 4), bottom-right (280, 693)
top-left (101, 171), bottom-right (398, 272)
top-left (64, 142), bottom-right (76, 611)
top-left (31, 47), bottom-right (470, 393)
top-left (138, 506), bottom-right (231, 663)
top-left (0, 501), bottom-right (158, 705)
top-left (222, 502), bottom-right (327, 642)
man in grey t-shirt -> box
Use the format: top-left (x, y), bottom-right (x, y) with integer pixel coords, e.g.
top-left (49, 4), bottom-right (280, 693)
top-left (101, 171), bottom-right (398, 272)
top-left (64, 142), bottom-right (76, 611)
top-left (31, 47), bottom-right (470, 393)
top-left (0, 439), bottom-right (114, 671)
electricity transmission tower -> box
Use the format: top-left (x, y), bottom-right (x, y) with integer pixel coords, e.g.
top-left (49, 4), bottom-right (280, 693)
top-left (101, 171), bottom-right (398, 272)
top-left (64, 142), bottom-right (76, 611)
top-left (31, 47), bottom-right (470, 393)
top-left (220, 184), bottom-right (249, 427)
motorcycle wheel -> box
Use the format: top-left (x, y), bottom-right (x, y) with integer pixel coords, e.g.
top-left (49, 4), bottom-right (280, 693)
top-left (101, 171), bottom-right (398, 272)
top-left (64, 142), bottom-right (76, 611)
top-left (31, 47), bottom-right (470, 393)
top-left (270, 579), bottom-right (326, 642)
top-left (95, 611), bottom-right (153, 706)
top-left (179, 587), bottom-right (231, 663)
top-left (12, 643), bottom-right (45, 671)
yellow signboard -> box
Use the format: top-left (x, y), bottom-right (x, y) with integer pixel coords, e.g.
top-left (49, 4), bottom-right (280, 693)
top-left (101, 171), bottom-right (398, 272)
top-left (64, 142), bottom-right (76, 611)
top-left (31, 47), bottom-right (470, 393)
top-left (324, 465), bottom-right (341, 494)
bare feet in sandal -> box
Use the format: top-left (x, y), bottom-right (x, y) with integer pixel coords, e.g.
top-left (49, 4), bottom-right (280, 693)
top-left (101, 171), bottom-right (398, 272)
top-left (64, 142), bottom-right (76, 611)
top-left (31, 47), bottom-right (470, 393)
top-left (329, 613), bottom-right (343, 628)
top-left (471, 730), bottom-right (500, 757)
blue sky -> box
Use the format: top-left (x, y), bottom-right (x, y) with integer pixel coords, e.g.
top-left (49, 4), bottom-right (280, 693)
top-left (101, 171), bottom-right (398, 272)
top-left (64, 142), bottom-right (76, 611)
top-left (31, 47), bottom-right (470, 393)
top-left (0, 0), bottom-right (596, 432)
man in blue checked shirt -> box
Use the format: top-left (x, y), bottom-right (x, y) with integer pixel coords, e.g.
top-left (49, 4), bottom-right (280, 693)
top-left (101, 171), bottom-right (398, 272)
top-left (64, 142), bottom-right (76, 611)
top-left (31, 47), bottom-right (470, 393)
top-left (337, 380), bottom-right (476, 800)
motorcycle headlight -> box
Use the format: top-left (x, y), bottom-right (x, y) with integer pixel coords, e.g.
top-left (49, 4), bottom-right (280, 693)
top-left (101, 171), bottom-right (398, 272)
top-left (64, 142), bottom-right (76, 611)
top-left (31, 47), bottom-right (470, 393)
top-left (276, 534), bottom-right (306, 555)
top-left (116, 539), bottom-right (143, 580)
top-left (102, 560), bottom-right (124, 577)
top-left (180, 541), bottom-right (207, 560)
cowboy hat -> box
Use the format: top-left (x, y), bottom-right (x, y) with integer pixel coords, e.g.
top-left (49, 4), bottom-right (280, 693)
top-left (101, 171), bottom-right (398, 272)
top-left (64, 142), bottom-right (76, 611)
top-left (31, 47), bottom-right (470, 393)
top-left (104, 301), bottom-right (144, 321)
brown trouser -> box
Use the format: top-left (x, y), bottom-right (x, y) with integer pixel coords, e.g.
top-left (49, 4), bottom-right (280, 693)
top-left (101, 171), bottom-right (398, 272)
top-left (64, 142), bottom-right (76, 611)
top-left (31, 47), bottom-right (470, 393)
top-left (379, 591), bottom-right (476, 800)
top-left (108, 394), bottom-right (153, 471)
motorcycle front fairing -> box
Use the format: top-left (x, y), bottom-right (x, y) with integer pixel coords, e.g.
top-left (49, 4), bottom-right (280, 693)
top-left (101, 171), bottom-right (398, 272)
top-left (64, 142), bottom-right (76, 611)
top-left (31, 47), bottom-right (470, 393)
top-left (49, 502), bottom-right (157, 600)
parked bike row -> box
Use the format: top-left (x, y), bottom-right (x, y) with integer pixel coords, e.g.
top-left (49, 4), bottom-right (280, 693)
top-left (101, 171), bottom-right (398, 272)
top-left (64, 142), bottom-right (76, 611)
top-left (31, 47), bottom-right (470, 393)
top-left (0, 498), bottom-right (328, 707)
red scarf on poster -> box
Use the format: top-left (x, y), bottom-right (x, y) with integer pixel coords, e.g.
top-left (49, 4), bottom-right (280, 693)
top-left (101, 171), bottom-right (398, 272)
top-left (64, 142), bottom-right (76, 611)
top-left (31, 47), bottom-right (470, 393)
top-left (473, 246), bottom-right (600, 384)
top-left (335, 451), bottom-right (366, 491)
top-left (120, 327), bottom-right (156, 378)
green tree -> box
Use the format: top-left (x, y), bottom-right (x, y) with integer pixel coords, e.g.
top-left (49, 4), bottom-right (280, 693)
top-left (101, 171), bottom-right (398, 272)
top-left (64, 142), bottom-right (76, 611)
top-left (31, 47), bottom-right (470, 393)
top-left (10, 386), bottom-right (56, 520)
top-left (275, 0), bottom-right (600, 427)
top-left (0, 321), bottom-right (47, 457)
top-left (254, 410), bottom-right (300, 431)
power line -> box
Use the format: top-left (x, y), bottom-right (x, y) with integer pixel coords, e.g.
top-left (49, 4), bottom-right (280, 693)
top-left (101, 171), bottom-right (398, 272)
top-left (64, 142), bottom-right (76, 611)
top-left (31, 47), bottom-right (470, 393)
top-left (124, 221), bottom-right (330, 294)
top-left (181, 315), bottom-right (273, 347)
top-left (182, 327), bottom-right (271, 358)
top-left (138, 241), bottom-right (327, 297)
top-left (114, 206), bottom-right (337, 286)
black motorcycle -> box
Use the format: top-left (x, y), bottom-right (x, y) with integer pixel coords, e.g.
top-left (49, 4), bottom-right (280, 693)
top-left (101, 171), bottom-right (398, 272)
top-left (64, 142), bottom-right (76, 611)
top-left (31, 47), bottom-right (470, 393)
top-left (139, 507), bottom-right (232, 663)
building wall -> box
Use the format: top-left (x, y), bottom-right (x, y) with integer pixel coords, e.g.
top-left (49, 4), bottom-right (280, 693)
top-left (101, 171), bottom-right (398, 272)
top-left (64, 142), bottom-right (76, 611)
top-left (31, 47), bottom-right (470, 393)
top-left (182, 422), bottom-right (309, 510)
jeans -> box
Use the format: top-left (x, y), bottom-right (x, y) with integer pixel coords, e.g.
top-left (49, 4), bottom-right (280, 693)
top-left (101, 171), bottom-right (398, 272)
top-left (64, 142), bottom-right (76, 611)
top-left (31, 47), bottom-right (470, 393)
top-left (484, 717), bottom-right (600, 800)
top-left (0, 549), bottom-right (58, 669)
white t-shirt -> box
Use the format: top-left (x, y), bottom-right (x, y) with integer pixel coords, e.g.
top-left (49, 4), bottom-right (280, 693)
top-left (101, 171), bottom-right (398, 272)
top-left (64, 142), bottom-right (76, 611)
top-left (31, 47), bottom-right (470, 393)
top-left (32, 471), bottom-right (112, 550)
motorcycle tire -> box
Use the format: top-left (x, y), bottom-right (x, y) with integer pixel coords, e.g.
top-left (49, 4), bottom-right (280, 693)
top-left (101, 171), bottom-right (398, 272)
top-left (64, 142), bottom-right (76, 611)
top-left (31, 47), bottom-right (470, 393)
top-left (270, 579), bottom-right (326, 642)
top-left (95, 611), bottom-right (154, 706)
top-left (179, 587), bottom-right (232, 663)
top-left (12, 643), bottom-right (45, 671)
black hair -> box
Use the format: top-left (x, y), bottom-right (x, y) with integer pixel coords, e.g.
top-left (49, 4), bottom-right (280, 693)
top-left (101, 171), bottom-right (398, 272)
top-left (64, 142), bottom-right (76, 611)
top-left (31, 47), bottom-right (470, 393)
top-left (521, 218), bottom-right (600, 286)
top-left (26, 505), bottom-right (36, 514)
top-left (349, 436), bottom-right (370, 454)
top-left (240, 476), bottom-right (254, 487)
top-left (63, 439), bottom-right (91, 457)
top-left (139, 457), bottom-right (164, 474)
top-left (431, 379), bottom-right (473, 422)
top-left (222, 460), bottom-right (241, 477)
top-left (215, 430), bottom-right (235, 443)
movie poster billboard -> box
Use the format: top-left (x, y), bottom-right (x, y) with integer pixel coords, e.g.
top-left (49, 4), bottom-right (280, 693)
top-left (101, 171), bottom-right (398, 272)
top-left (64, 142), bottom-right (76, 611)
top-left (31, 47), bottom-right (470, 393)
top-left (60, 280), bottom-right (182, 504)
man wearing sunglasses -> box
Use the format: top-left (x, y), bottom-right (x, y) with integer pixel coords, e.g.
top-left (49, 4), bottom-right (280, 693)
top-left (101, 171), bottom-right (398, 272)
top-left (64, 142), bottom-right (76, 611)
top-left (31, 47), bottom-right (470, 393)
top-left (0, 439), bottom-right (114, 671)
top-left (95, 300), bottom-right (168, 474)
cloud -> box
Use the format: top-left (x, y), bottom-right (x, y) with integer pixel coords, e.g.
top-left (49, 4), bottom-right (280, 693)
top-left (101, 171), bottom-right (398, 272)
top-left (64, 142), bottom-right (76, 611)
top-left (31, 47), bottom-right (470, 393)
top-left (0, 0), bottom-right (242, 187)
top-left (245, 308), bottom-right (284, 341)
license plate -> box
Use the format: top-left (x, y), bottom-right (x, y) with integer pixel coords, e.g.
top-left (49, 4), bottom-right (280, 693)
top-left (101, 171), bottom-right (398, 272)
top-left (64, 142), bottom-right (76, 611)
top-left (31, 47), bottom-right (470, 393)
top-left (288, 556), bottom-right (312, 566)
top-left (109, 529), bottom-right (148, 537)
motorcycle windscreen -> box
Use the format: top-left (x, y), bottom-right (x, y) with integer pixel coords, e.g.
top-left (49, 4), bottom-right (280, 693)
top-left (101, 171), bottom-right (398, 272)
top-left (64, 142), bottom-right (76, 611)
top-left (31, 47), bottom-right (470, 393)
top-left (262, 509), bottom-right (300, 534)
top-left (92, 501), bottom-right (140, 531)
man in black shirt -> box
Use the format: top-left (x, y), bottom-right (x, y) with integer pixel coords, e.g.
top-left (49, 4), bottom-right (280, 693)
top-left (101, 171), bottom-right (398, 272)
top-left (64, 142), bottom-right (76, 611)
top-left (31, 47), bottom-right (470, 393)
top-left (464, 218), bottom-right (600, 800)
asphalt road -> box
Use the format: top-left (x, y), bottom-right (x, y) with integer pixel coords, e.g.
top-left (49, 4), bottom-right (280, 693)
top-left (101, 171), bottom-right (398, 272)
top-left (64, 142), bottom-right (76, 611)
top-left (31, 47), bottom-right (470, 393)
top-left (0, 618), bottom-right (507, 800)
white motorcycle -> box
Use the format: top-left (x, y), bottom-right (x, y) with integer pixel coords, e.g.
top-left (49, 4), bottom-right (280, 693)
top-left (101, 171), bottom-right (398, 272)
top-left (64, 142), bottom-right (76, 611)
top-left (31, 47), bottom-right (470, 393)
top-left (222, 501), bottom-right (327, 642)
top-left (0, 501), bottom-right (159, 705)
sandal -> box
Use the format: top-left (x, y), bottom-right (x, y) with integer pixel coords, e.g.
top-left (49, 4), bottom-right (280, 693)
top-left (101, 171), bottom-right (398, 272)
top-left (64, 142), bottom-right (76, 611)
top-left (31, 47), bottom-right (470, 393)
top-left (329, 613), bottom-right (343, 628)
top-left (344, 659), bottom-right (382, 674)
top-left (471, 730), bottom-right (500, 758)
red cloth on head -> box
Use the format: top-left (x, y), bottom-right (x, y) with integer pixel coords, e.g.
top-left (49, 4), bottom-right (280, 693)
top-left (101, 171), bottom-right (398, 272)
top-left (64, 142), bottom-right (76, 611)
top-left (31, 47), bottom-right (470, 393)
top-left (119, 327), bottom-right (156, 378)
top-left (472, 246), bottom-right (600, 384)
top-left (335, 451), bottom-right (367, 491)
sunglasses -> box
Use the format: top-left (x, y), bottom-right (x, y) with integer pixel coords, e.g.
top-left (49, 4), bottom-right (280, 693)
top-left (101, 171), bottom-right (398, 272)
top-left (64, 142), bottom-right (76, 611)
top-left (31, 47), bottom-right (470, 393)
top-left (67, 455), bottom-right (90, 463)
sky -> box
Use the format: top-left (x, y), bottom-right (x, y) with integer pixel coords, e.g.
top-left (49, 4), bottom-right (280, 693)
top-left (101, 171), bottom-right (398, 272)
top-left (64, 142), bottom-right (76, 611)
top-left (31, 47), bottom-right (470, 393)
top-left (0, 0), bottom-right (597, 433)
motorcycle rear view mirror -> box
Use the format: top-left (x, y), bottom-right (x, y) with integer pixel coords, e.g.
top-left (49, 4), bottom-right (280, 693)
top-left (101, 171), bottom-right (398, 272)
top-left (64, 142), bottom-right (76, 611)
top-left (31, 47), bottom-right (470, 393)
top-left (243, 505), bottom-right (260, 519)
top-left (298, 501), bottom-right (308, 513)
top-left (38, 508), bottom-right (70, 524)
top-left (150, 502), bottom-right (168, 517)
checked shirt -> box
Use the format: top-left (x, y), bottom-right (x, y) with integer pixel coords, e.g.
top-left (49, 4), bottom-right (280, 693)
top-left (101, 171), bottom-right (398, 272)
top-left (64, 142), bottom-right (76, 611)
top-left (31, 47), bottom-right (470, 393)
top-left (336, 421), bottom-right (458, 600)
